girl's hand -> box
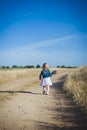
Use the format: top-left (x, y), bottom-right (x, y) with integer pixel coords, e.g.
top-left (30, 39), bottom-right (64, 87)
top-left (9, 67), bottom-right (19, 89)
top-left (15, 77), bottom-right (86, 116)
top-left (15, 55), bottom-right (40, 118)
top-left (52, 70), bottom-right (57, 74)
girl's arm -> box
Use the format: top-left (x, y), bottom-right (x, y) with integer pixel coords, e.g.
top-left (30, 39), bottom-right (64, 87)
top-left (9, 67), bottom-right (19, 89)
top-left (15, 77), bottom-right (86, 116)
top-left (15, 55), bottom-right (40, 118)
top-left (39, 71), bottom-right (43, 80)
top-left (39, 74), bottom-right (41, 80)
top-left (49, 70), bottom-right (56, 76)
top-left (52, 70), bottom-right (57, 75)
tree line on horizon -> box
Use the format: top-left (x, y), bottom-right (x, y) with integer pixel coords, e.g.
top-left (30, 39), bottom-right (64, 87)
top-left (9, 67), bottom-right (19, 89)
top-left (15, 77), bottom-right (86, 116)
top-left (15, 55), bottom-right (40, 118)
top-left (0, 65), bottom-right (77, 69)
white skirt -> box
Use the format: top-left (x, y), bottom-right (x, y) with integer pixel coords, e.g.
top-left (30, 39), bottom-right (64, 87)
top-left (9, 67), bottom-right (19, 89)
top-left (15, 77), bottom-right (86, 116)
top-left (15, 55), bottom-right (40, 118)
top-left (40, 77), bottom-right (52, 86)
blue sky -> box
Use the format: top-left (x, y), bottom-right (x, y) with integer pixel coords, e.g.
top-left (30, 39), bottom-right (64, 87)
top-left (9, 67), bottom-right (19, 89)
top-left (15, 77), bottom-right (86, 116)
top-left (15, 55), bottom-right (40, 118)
top-left (0, 0), bottom-right (87, 67)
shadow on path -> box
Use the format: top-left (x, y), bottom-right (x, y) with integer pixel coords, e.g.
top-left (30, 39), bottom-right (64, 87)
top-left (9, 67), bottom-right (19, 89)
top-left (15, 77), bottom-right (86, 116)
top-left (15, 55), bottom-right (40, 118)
top-left (48, 74), bottom-right (87, 130)
top-left (0, 90), bottom-right (41, 95)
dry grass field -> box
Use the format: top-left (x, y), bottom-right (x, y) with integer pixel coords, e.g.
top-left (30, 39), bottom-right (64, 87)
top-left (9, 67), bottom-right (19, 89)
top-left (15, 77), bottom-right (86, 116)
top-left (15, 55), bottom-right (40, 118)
top-left (64, 66), bottom-right (87, 112)
top-left (0, 68), bottom-right (70, 84)
top-left (0, 67), bottom-right (87, 113)
top-left (0, 68), bottom-right (40, 84)
top-left (0, 67), bottom-right (87, 130)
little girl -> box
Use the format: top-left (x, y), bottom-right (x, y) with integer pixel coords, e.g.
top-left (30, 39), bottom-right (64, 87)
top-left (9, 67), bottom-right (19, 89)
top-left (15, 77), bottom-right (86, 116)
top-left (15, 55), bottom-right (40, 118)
top-left (39, 63), bottom-right (57, 95)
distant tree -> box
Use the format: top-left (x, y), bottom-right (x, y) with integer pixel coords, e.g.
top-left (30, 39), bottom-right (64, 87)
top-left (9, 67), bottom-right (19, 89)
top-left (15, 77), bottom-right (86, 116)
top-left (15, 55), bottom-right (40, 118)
top-left (57, 65), bottom-right (77, 69)
top-left (24, 65), bottom-right (35, 68)
top-left (12, 65), bottom-right (19, 68)
top-left (30, 65), bottom-right (35, 68)
top-left (1, 66), bottom-right (6, 69)
top-left (57, 65), bottom-right (66, 68)
top-left (0, 66), bottom-right (10, 69)
top-left (6, 66), bottom-right (10, 69)
top-left (36, 64), bottom-right (40, 68)
top-left (61, 65), bottom-right (66, 68)
top-left (56, 65), bottom-right (60, 68)
top-left (24, 65), bottom-right (29, 68)
top-left (19, 66), bottom-right (24, 68)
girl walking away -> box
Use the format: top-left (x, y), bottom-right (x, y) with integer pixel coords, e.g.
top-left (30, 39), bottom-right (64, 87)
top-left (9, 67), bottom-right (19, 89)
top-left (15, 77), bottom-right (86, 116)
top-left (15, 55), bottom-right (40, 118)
top-left (39, 63), bottom-right (57, 95)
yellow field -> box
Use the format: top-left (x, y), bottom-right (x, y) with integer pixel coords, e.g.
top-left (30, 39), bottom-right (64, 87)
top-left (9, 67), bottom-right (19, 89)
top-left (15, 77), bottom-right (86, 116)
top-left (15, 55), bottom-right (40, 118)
top-left (0, 68), bottom-right (71, 84)
top-left (64, 66), bottom-right (87, 112)
top-left (0, 68), bottom-right (40, 84)
top-left (1, 67), bottom-right (87, 112)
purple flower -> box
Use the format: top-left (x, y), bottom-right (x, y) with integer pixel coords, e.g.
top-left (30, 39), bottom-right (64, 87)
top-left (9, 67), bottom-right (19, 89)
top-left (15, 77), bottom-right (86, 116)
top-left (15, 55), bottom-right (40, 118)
top-left (52, 70), bottom-right (57, 74)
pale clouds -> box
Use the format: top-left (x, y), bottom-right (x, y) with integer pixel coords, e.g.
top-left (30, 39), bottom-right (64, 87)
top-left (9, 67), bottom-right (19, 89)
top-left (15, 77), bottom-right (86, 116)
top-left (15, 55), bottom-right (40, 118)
top-left (1, 33), bottom-right (86, 52)
top-left (0, 34), bottom-right (87, 66)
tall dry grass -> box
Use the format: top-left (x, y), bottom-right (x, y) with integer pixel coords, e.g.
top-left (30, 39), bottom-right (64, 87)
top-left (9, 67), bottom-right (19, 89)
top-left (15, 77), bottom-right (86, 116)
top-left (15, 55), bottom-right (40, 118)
top-left (0, 68), bottom-right (70, 84)
top-left (64, 66), bottom-right (87, 112)
top-left (0, 68), bottom-right (41, 84)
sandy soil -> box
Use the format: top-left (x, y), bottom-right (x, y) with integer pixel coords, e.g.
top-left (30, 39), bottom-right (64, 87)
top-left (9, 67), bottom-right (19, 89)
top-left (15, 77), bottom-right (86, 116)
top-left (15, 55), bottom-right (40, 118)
top-left (0, 73), bottom-right (87, 130)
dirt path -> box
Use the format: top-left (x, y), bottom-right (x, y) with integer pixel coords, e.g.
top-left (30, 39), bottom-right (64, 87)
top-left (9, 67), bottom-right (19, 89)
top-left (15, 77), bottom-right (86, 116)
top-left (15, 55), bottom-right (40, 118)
top-left (0, 74), bottom-right (87, 130)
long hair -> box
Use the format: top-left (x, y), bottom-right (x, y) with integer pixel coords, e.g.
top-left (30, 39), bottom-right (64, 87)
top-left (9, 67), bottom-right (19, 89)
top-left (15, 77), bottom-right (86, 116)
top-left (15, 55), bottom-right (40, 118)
top-left (43, 63), bottom-right (47, 69)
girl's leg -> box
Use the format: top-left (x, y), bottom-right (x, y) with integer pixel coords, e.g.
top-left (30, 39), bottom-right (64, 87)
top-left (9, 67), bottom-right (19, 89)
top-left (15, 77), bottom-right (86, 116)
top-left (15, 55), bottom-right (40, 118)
top-left (46, 85), bottom-right (49, 95)
top-left (42, 86), bottom-right (46, 94)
